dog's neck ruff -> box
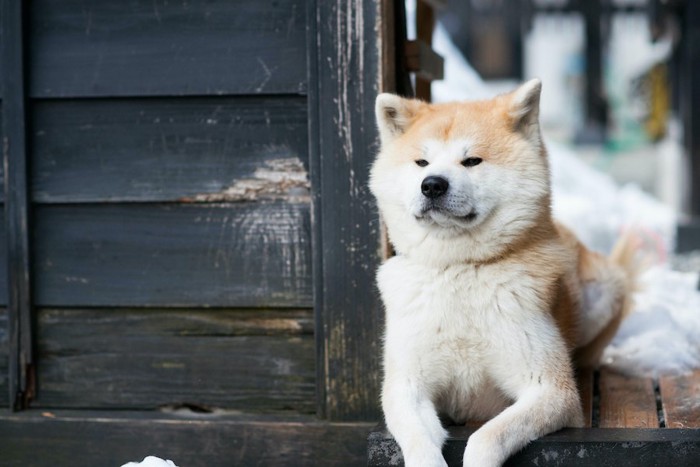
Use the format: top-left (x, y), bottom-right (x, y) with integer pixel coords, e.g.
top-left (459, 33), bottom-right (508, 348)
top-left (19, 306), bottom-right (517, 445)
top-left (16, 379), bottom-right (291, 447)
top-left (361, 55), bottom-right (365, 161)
top-left (391, 205), bottom-right (555, 269)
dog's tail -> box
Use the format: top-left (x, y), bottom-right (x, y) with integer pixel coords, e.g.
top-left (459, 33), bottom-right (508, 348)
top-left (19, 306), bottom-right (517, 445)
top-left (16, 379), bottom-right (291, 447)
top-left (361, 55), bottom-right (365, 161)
top-left (574, 231), bottom-right (643, 368)
top-left (609, 230), bottom-right (644, 296)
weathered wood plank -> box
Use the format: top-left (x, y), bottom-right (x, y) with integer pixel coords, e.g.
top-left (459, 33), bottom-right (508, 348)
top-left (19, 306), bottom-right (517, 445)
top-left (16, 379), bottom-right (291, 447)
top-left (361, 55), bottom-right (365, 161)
top-left (0, 411), bottom-right (373, 467)
top-left (0, 106), bottom-right (4, 199)
top-left (312, 0), bottom-right (385, 421)
top-left (33, 203), bottom-right (311, 307)
top-left (30, 0), bottom-right (307, 97)
top-left (32, 97), bottom-right (309, 203)
top-left (660, 371), bottom-right (700, 428)
top-left (404, 40), bottom-right (444, 82)
top-left (415, 0), bottom-right (436, 100)
top-left (34, 309), bottom-right (315, 411)
top-left (368, 425), bottom-right (700, 467)
top-left (2, 0), bottom-right (34, 411)
top-left (39, 308), bottom-right (314, 338)
top-left (680, 1), bottom-right (700, 214)
top-left (576, 368), bottom-right (594, 428)
top-left (0, 209), bottom-right (8, 304)
top-left (598, 368), bottom-right (659, 428)
top-left (0, 309), bottom-right (8, 407)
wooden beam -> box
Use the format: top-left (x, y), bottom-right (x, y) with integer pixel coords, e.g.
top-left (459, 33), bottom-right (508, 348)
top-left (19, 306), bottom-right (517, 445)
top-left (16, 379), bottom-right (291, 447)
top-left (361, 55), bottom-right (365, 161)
top-left (421, 0), bottom-right (447, 10)
top-left (309, 0), bottom-right (385, 420)
top-left (404, 40), bottom-right (444, 82)
top-left (576, 0), bottom-right (608, 143)
top-left (33, 308), bottom-right (315, 412)
top-left (682, 0), bottom-right (700, 214)
top-left (2, 0), bottom-right (34, 411)
top-left (0, 410), bottom-right (373, 467)
top-left (415, 0), bottom-right (436, 101)
top-left (598, 369), bottom-right (659, 428)
top-left (32, 203), bottom-right (312, 308)
top-left (29, 0), bottom-right (308, 97)
top-left (369, 425), bottom-right (700, 466)
top-left (660, 371), bottom-right (700, 428)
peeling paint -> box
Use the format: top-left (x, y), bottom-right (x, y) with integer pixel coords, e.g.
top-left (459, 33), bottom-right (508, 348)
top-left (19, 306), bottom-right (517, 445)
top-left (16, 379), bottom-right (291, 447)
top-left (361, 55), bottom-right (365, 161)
top-left (154, 362), bottom-right (186, 369)
top-left (187, 157), bottom-right (310, 203)
top-left (64, 276), bottom-right (89, 284)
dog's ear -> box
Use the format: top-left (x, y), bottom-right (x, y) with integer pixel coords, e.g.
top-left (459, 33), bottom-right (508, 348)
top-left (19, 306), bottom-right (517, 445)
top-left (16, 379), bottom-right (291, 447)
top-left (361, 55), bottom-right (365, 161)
top-left (375, 94), bottom-right (424, 146)
top-left (507, 78), bottom-right (542, 141)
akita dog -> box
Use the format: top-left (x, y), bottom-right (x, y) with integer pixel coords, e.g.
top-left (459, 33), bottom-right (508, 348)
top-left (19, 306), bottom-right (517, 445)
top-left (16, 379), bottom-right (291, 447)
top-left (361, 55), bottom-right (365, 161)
top-left (370, 79), bottom-right (636, 467)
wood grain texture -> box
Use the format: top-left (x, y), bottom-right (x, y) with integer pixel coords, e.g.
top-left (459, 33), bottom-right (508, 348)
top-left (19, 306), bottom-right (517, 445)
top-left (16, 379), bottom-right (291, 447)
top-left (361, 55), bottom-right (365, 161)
top-left (660, 371), bottom-right (700, 428)
top-left (369, 425), bottom-right (700, 467)
top-left (29, 0), bottom-right (307, 97)
top-left (32, 97), bottom-right (309, 203)
top-left (0, 107), bottom-right (4, 198)
top-left (311, 0), bottom-right (385, 421)
top-left (598, 368), bottom-right (659, 428)
top-left (34, 309), bottom-right (315, 412)
top-left (33, 203), bottom-right (312, 307)
top-left (0, 309), bottom-right (8, 407)
top-left (2, 0), bottom-right (34, 410)
top-left (682, 2), bottom-right (700, 214)
top-left (0, 209), bottom-right (8, 304)
top-left (0, 411), bottom-right (373, 467)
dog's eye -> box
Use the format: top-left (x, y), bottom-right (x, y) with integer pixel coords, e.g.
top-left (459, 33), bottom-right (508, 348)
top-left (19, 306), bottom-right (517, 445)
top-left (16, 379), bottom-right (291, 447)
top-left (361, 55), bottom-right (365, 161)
top-left (461, 157), bottom-right (483, 168)
top-left (415, 159), bottom-right (429, 167)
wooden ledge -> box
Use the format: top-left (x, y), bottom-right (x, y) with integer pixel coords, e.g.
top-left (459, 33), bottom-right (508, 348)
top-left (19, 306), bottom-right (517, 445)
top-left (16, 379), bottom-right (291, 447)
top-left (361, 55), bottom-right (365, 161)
top-left (368, 369), bottom-right (700, 466)
top-left (0, 410), bottom-right (373, 466)
top-left (368, 426), bottom-right (700, 466)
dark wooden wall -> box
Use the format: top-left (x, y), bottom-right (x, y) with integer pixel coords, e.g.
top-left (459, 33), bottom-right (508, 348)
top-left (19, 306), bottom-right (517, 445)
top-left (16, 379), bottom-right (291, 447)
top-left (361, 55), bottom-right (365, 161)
top-left (2, 0), bottom-right (316, 414)
top-left (1, 1), bottom-right (393, 463)
top-left (1, 0), bottom-right (390, 423)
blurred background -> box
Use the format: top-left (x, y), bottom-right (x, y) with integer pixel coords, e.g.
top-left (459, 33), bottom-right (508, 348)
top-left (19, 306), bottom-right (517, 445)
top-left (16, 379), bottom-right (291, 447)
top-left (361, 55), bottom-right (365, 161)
top-left (402, 0), bottom-right (700, 379)
top-left (409, 0), bottom-right (693, 235)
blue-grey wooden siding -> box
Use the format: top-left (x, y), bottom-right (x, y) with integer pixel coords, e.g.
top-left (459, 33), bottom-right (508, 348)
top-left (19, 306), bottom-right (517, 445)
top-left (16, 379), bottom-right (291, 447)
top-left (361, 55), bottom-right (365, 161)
top-left (1, 0), bottom-right (314, 412)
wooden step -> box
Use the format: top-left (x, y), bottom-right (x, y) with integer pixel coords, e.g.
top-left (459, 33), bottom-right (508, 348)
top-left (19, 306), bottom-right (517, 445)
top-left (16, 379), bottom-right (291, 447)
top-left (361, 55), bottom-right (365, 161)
top-left (367, 369), bottom-right (700, 466)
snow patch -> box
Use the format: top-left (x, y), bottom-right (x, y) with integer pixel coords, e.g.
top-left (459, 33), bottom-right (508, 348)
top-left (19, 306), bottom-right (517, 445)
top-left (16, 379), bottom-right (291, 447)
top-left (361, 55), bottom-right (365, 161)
top-left (121, 456), bottom-right (178, 467)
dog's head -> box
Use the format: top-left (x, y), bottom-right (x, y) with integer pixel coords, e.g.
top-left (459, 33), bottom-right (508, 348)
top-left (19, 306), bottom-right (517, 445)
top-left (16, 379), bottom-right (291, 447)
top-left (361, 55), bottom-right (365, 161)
top-left (370, 79), bottom-right (552, 265)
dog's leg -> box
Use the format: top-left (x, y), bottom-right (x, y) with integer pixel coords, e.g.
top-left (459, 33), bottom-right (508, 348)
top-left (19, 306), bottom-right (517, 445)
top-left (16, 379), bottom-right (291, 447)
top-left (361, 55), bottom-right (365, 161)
top-left (383, 376), bottom-right (448, 467)
top-left (462, 383), bottom-right (582, 467)
top-left (463, 319), bottom-right (584, 467)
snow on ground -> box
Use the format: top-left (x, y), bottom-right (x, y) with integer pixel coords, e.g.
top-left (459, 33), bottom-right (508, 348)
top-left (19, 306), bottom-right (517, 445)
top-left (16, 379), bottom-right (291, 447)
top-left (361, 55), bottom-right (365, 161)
top-left (424, 4), bottom-right (700, 377)
top-left (603, 266), bottom-right (700, 376)
top-left (121, 456), bottom-right (179, 467)
top-left (549, 142), bottom-right (700, 376)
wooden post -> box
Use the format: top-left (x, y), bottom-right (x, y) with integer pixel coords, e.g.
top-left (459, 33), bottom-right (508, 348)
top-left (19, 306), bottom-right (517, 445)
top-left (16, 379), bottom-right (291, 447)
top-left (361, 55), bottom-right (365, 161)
top-left (580, 0), bottom-right (608, 142)
top-left (310, 0), bottom-right (387, 421)
top-left (2, 0), bottom-right (34, 410)
top-left (415, 0), bottom-right (436, 101)
top-left (682, 0), bottom-right (700, 215)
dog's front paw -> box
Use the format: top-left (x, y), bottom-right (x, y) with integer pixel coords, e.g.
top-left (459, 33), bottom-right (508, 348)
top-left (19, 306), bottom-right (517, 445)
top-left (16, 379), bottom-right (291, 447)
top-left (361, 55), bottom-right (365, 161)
top-left (463, 429), bottom-right (505, 467)
top-left (402, 448), bottom-right (448, 467)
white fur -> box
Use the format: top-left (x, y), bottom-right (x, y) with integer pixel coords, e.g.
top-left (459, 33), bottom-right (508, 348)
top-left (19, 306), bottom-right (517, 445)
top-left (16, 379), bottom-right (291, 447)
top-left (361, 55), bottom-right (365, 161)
top-left (378, 254), bottom-right (583, 467)
top-left (578, 273), bottom-right (626, 346)
top-left (370, 134), bottom-right (550, 268)
top-left (371, 82), bottom-right (585, 467)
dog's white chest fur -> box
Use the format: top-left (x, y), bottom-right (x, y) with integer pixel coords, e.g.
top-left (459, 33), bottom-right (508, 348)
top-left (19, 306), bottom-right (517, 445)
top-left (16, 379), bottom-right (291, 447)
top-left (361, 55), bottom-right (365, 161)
top-left (378, 255), bottom-right (551, 422)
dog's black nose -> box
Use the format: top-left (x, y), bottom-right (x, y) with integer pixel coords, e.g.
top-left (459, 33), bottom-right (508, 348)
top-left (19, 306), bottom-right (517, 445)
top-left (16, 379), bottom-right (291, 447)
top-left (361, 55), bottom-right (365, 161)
top-left (421, 176), bottom-right (449, 199)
